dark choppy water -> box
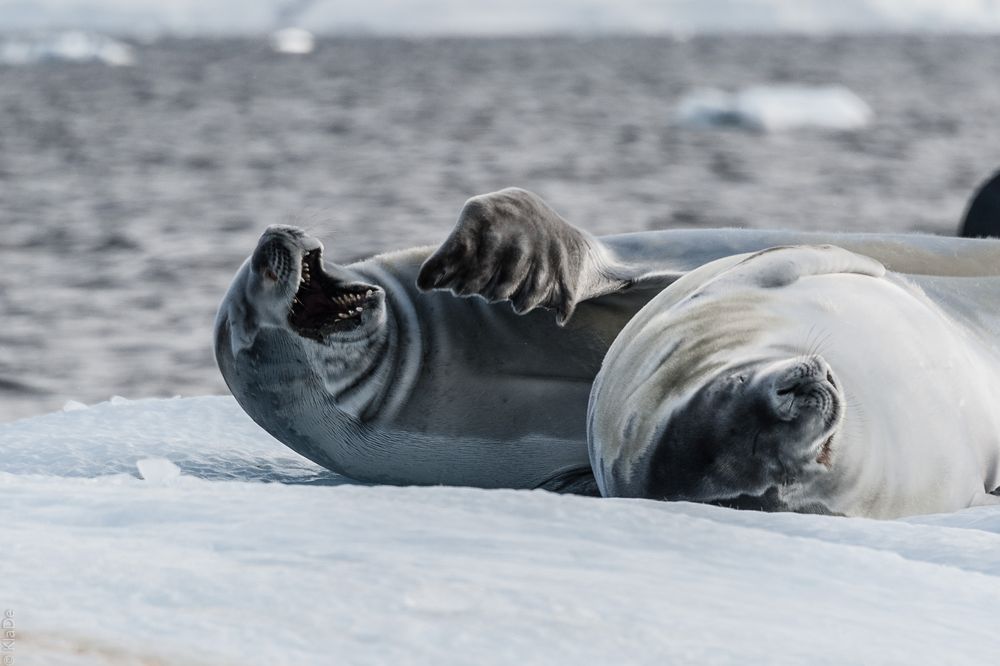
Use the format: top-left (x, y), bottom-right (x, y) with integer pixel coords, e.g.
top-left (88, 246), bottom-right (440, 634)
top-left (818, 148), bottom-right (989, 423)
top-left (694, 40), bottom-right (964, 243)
top-left (2, 35), bottom-right (999, 422)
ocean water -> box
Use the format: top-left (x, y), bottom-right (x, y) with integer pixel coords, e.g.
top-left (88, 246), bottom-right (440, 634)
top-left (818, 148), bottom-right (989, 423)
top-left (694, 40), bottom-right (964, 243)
top-left (2, 34), bottom-right (999, 422)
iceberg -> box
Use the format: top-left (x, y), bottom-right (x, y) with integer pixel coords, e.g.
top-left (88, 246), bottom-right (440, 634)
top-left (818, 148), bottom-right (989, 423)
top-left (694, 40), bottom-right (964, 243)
top-left (2, 397), bottom-right (999, 663)
top-left (0, 31), bottom-right (135, 66)
top-left (270, 27), bottom-right (315, 54)
top-left (674, 85), bottom-right (874, 132)
top-left (3, 0), bottom-right (1000, 35)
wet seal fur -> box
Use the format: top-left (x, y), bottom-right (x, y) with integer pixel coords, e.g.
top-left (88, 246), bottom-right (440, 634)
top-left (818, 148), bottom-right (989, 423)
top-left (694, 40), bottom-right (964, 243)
top-left (589, 244), bottom-right (1000, 518)
top-left (216, 188), bottom-right (1000, 495)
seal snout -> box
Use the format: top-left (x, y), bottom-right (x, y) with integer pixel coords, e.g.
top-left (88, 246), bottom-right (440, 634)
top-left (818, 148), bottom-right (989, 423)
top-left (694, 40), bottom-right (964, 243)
top-left (252, 237), bottom-right (295, 284)
top-left (758, 355), bottom-right (842, 469)
top-left (253, 225), bottom-right (324, 285)
top-left (765, 355), bottom-right (839, 424)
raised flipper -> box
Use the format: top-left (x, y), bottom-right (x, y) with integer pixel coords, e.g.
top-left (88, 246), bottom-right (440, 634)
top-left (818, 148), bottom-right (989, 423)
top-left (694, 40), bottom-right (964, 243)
top-left (609, 244), bottom-right (887, 324)
top-left (703, 244), bottom-right (886, 292)
top-left (416, 188), bottom-right (685, 324)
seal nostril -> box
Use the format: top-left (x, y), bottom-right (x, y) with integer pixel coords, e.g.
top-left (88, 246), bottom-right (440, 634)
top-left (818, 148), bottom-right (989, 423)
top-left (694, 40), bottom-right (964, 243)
top-left (826, 371), bottom-right (835, 387)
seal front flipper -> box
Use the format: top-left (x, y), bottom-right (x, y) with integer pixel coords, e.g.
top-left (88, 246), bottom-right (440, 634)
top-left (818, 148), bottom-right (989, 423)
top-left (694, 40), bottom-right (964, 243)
top-left (417, 187), bottom-right (601, 323)
top-left (417, 187), bottom-right (699, 324)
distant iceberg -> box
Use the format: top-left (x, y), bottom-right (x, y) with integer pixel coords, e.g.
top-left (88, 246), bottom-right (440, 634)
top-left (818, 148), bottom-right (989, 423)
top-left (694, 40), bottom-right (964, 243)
top-left (4, 0), bottom-right (1000, 35)
top-left (270, 27), bottom-right (315, 54)
top-left (0, 31), bottom-right (135, 66)
top-left (673, 85), bottom-right (873, 132)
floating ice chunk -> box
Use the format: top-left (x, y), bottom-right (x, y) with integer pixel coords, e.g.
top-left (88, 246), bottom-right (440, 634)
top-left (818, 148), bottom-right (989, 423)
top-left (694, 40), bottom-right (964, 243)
top-left (62, 400), bottom-right (88, 412)
top-left (674, 85), bottom-right (873, 132)
top-left (673, 87), bottom-right (747, 129)
top-left (136, 457), bottom-right (181, 485)
top-left (738, 85), bottom-right (874, 131)
top-left (270, 28), bottom-right (315, 55)
top-left (0, 31), bottom-right (135, 66)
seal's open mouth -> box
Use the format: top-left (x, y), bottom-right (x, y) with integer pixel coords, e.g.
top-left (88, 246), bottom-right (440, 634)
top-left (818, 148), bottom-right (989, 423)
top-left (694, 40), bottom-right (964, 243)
top-left (815, 371), bottom-right (841, 468)
top-left (773, 360), bottom-right (841, 469)
top-left (816, 433), bottom-right (834, 468)
top-left (287, 249), bottom-right (379, 340)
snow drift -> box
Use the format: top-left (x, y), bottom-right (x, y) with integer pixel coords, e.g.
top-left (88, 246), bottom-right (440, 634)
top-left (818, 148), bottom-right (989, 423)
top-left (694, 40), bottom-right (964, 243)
top-left (2, 396), bottom-right (999, 664)
top-left (673, 85), bottom-right (874, 132)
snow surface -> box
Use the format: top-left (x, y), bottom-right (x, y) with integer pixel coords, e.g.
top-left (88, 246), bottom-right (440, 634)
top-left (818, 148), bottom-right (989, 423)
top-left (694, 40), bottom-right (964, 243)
top-left (674, 85), bottom-right (874, 132)
top-left (3, 396), bottom-right (1000, 664)
top-left (3, 0), bottom-right (1000, 36)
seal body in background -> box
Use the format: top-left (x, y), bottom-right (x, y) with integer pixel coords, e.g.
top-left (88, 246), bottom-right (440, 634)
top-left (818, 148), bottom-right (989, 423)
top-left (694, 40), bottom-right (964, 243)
top-left (588, 244), bottom-right (1000, 517)
top-left (959, 169), bottom-right (1000, 238)
top-left (216, 188), bottom-right (1000, 494)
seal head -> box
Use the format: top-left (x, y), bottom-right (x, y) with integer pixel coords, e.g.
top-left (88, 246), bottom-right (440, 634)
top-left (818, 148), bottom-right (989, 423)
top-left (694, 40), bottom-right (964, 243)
top-left (215, 224), bottom-right (400, 465)
top-left (223, 225), bottom-right (386, 357)
top-left (638, 355), bottom-right (843, 512)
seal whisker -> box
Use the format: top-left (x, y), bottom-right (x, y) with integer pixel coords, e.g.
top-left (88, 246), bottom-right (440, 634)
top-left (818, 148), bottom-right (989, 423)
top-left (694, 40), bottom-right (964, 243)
top-left (800, 324), bottom-right (820, 361)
